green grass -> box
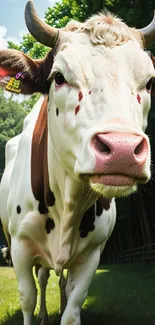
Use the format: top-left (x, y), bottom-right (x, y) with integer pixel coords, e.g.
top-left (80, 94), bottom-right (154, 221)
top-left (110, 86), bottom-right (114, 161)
top-left (0, 264), bottom-right (155, 325)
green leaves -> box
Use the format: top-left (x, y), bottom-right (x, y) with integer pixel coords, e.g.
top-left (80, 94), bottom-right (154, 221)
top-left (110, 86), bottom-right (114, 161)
top-left (8, 0), bottom-right (89, 59)
top-left (8, 34), bottom-right (49, 59)
top-left (20, 35), bottom-right (49, 59)
top-left (7, 41), bottom-right (20, 51)
top-left (45, 0), bottom-right (88, 28)
top-left (0, 88), bottom-right (40, 172)
top-left (7, 0), bottom-right (155, 57)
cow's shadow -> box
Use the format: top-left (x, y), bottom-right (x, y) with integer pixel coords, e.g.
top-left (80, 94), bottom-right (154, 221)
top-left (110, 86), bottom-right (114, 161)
top-left (1, 309), bottom-right (153, 325)
top-left (82, 265), bottom-right (155, 325)
top-left (1, 310), bottom-right (60, 325)
top-left (2, 265), bottom-right (155, 325)
top-left (1, 307), bottom-right (154, 325)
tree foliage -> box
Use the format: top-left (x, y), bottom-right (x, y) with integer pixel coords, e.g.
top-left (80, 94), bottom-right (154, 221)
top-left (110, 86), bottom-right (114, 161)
top-left (0, 88), bottom-right (28, 172)
top-left (8, 0), bottom-right (89, 58)
top-left (19, 34), bottom-right (49, 59)
top-left (8, 0), bottom-right (88, 58)
top-left (45, 0), bottom-right (88, 27)
top-left (8, 34), bottom-right (49, 59)
top-left (74, 0), bottom-right (154, 27)
top-left (0, 88), bottom-right (40, 173)
top-left (8, 0), bottom-right (155, 57)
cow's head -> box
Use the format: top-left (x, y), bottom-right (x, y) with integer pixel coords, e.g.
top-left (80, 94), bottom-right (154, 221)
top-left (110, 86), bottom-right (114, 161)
top-left (0, 0), bottom-right (155, 199)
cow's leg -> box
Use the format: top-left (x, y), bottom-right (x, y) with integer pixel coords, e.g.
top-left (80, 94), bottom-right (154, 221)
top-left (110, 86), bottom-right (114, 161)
top-left (36, 265), bottom-right (50, 325)
top-left (59, 271), bottom-right (67, 315)
top-left (60, 247), bottom-right (100, 325)
top-left (11, 238), bottom-right (37, 325)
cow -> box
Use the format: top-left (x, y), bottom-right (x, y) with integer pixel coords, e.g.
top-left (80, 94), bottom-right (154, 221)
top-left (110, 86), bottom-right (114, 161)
top-left (0, 1), bottom-right (155, 324)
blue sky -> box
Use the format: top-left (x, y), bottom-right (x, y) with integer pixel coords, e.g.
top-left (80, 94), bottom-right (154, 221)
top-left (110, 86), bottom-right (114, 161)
top-left (0, 0), bottom-right (59, 48)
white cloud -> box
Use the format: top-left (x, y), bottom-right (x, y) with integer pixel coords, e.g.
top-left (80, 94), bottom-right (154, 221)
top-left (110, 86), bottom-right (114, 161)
top-left (0, 24), bottom-right (20, 50)
top-left (47, 0), bottom-right (57, 5)
top-left (0, 25), bottom-right (8, 49)
top-left (19, 29), bottom-right (27, 40)
top-left (7, 36), bottom-right (20, 45)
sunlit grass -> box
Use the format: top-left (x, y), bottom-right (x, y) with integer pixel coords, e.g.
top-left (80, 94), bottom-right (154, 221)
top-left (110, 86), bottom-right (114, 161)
top-left (0, 264), bottom-right (155, 325)
top-left (96, 269), bottom-right (110, 274)
top-left (0, 267), bottom-right (60, 325)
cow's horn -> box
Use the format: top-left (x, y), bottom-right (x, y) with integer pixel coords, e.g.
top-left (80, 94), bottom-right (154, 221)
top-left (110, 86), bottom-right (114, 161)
top-left (139, 11), bottom-right (155, 48)
top-left (25, 0), bottom-right (59, 47)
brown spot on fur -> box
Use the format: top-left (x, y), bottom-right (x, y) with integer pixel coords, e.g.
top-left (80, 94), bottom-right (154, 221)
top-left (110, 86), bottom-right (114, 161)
top-left (75, 105), bottom-right (80, 115)
top-left (96, 197), bottom-right (110, 216)
top-left (31, 97), bottom-right (55, 214)
top-left (56, 107), bottom-right (59, 116)
top-left (79, 204), bottom-right (95, 238)
top-left (96, 199), bottom-right (103, 216)
top-left (78, 91), bottom-right (83, 101)
top-left (16, 205), bottom-right (21, 214)
top-left (137, 94), bottom-right (141, 104)
top-left (45, 218), bottom-right (55, 234)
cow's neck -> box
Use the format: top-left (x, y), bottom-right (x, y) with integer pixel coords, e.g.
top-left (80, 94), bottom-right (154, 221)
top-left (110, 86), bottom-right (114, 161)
top-left (48, 135), bottom-right (97, 273)
top-left (31, 96), bottom-right (98, 273)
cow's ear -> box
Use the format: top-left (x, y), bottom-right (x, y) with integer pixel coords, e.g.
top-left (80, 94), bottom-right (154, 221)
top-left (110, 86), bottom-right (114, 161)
top-left (0, 49), bottom-right (53, 94)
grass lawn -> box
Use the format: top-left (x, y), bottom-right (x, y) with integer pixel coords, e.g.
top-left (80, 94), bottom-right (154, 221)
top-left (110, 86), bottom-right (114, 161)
top-left (0, 264), bottom-right (155, 325)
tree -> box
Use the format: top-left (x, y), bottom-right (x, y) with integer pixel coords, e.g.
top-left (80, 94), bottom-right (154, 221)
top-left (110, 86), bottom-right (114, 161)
top-left (45, 0), bottom-right (88, 27)
top-left (19, 34), bottom-right (49, 59)
top-left (0, 88), bottom-right (38, 173)
top-left (75, 0), bottom-right (154, 23)
top-left (9, 0), bottom-right (155, 57)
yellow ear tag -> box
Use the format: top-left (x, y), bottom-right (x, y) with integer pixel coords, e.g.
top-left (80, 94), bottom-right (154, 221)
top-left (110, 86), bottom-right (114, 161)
top-left (6, 77), bottom-right (21, 93)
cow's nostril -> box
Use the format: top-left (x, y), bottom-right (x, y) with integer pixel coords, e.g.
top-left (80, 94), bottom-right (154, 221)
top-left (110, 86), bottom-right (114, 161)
top-left (95, 136), bottom-right (111, 154)
top-left (134, 139), bottom-right (145, 156)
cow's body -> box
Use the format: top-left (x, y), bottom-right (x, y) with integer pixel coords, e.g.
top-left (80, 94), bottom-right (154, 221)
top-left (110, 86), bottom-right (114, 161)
top-left (0, 95), bottom-right (116, 272)
top-left (0, 2), bottom-right (155, 325)
top-left (0, 95), bottom-right (116, 324)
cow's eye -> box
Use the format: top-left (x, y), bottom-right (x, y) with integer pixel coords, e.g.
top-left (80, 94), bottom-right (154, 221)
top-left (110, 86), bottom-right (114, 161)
top-left (146, 78), bottom-right (153, 91)
top-left (55, 73), bottom-right (66, 85)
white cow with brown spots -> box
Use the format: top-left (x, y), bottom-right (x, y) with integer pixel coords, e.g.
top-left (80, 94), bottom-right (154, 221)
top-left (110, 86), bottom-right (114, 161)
top-left (0, 1), bottom-right (155, 324)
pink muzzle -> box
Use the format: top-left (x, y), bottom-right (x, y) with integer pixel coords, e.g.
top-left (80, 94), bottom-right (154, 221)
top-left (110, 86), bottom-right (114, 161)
top-left (91, 132), bottom-right (148, 186)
